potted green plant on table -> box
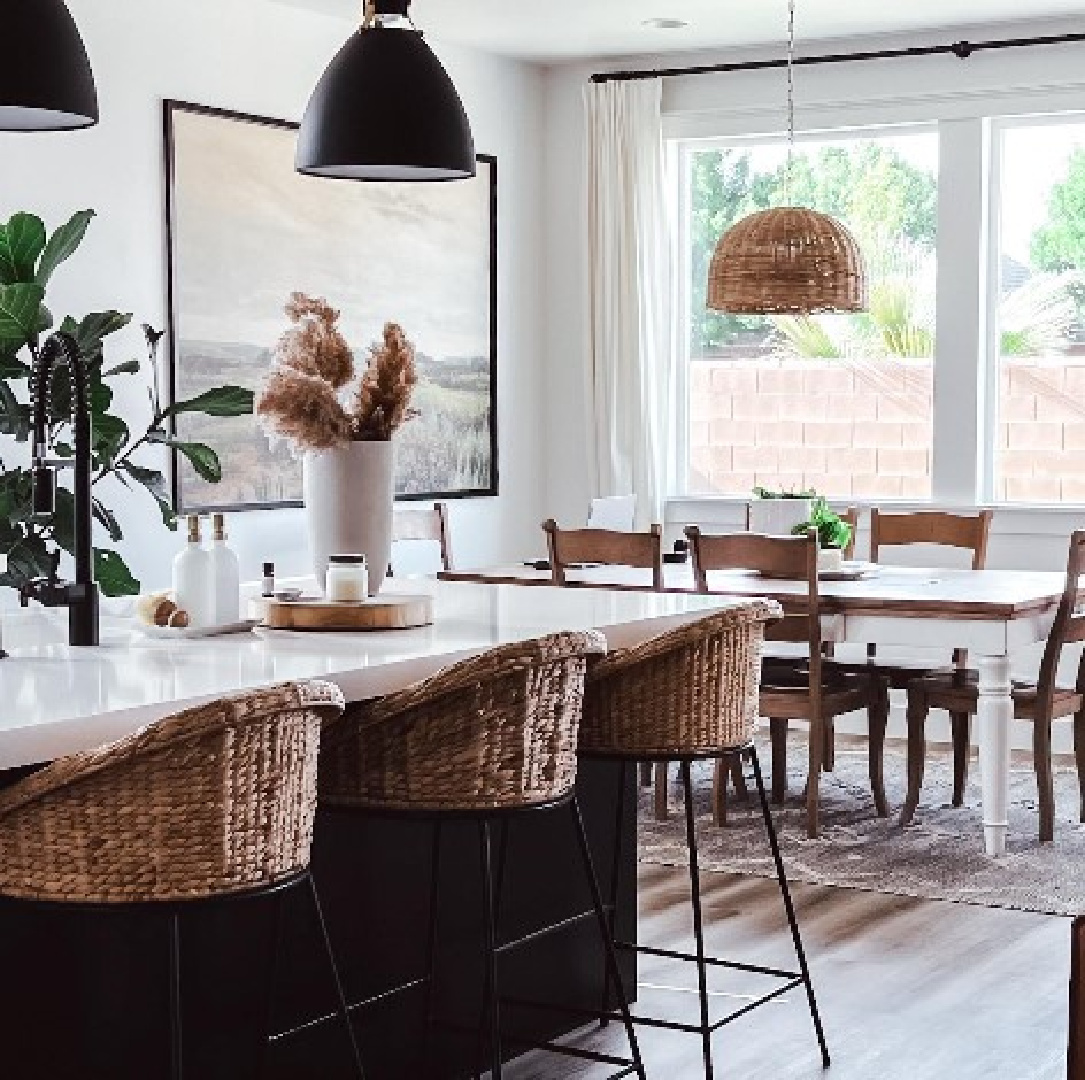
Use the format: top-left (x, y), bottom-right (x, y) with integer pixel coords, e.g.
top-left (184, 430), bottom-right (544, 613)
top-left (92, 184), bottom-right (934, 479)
top-left (0, 210), bottom-right (254, 597)
top-left (791, 497), bottom-right (853, 572)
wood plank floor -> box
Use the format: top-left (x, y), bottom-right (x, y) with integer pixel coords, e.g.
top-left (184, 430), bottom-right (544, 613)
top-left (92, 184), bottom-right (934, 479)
top-left (510, 866), bottom-right (1071, 1079)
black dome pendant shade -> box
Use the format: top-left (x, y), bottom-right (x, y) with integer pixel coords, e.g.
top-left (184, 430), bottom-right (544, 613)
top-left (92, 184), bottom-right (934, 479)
top-left (296, 0), bottom-right (475, 182)
top-left (0, 0), bottom-right (98, 132)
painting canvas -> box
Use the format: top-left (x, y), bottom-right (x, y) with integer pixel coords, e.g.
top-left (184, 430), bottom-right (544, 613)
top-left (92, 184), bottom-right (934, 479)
top-left (164, 100), bottom-right (498, 511)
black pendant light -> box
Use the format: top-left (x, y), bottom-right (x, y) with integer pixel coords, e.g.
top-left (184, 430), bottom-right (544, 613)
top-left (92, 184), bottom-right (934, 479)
top-left (297, 0), bottom-right (475, 182)
top-left (0, 0), bottom-right (98, 132)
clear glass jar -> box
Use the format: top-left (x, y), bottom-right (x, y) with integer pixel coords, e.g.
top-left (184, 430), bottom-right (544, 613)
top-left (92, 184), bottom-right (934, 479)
top-left (325, 555), bottom-right (369, 603)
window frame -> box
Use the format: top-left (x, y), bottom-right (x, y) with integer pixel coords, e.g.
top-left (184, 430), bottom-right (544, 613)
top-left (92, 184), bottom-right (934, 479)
top-left (983, 111), bottom-right (1085, 506)
top-left (673, 120), bottom-right (943, 502)
top-left (672, 110), bottom-right (1085, 512)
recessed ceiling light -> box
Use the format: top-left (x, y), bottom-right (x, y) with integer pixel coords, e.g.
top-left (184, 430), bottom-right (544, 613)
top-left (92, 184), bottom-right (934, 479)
top-left (643, 17), bottom-right (690, 30)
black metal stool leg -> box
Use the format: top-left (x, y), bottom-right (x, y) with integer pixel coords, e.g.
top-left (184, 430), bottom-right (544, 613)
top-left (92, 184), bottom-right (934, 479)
top-left (307, 875), bottom-right (367, 1079)
top-left (600, 759), bottom-right (628, 1028)
top-left (749, 747), bottom-right (831, 1069)
top-left (478, 820), bottom-right (503, 1080)
top-left (168, 912), bottom-right (183, 1080)
top-left (570, 793), bottom-right (647, 1080)
top-left (680, 760), bottom-right (714, 1080)
top-left (257, 892), bottom-right (286, 1079)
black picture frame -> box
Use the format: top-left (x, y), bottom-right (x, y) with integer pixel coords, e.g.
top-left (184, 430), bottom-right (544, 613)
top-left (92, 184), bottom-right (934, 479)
top-left (162, 99), bottom-right (499, 513)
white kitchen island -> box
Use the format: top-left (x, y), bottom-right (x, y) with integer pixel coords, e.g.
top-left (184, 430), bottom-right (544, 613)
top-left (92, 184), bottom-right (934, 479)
top-left (0, 578), bottom-right (740, 770)
top-left (0, 578), bottom-right (752, 1080)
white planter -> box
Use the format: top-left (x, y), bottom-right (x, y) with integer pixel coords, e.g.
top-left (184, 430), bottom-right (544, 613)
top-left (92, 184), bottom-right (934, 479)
top-left (818, 547), bottom-right (844, 573)
top-left (748, 498), bottom-right (813, 536)
top-left (303, 441), bottom-right (394, 596)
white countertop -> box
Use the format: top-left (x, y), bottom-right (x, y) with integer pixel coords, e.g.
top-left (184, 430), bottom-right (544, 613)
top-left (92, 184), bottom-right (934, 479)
top-left (0, 578), bottom-right (741, 771)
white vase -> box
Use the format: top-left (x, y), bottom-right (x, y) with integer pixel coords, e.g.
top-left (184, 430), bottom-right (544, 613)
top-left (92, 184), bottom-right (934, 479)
top-left (748, 498), bottom-right (813, 536)
top-left (303, 441), bottom-right (394, 596)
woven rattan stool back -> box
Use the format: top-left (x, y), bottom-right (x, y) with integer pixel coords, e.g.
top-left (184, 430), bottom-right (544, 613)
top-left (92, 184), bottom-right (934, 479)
top-left (319, 632), bottom-right (607, 812)
top-left (0, 681), bottom-right (344, 904)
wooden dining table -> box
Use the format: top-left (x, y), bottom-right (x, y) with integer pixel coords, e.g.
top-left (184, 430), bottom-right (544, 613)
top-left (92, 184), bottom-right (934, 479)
top-left (441, 562), bottom-right (1070, 858)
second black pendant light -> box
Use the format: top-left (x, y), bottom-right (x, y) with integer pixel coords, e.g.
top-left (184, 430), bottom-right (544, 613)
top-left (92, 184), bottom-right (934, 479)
top-left (296, 0), bottom-right (475, 182)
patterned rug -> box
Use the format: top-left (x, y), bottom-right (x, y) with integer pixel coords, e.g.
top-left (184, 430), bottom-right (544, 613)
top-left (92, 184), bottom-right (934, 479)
top-left (638, 737), bottom-right (1085, 917)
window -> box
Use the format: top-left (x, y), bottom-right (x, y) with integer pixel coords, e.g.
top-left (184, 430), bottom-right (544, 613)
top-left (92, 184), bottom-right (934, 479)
top-left (683, 129), bottom-right (940, 501)
top-left (992, 119), bottom-right (1085, 504)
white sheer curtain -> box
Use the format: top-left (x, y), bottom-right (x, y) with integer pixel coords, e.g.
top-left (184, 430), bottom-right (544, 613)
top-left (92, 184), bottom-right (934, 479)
top-left (584, 78), bottom-right (676, 529)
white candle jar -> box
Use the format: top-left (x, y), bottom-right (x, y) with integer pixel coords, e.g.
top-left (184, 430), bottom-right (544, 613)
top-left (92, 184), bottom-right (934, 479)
top-left (325, 555), bottom-right (369, 603)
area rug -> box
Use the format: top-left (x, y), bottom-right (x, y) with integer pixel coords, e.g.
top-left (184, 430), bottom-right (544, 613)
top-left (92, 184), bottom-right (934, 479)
top-left (638, 738), bottom-right (1085, 917)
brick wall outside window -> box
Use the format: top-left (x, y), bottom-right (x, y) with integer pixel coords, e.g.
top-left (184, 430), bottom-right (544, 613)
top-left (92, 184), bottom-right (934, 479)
top-left (688, 357), bottom-right (1085, 503)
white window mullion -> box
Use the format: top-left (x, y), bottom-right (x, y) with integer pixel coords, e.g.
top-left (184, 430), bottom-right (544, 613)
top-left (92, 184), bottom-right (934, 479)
top-left (931, 117), bottom-right (991, 505)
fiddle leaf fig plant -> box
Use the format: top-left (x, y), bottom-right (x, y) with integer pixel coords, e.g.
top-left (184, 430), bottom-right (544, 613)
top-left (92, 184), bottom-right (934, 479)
top-left (0, 209), bottom-right (254, 597)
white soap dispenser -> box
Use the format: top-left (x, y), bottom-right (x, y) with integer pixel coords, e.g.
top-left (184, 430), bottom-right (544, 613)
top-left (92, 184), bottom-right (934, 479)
top-left (209, 513), bottom-right (241, 625)
top-left (172, 514), bottom-right (213, 627)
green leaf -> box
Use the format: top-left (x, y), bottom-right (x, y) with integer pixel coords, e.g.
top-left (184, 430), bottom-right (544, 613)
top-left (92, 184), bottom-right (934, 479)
top-left (36, 210), bottom-right (95, 287)
top-left (0, 345), bottom-right (27, 377)
top-left (92, 498), bottom-right (123, 543)
top-left (103, 359), bottom-right (141, 377)
top-left (0, 214), bottom-right (47, 285)
top-left (120, 461), bottom-right (177, 529)
top-left (173, 441), bottom-right (222, 484)
top-left (0, 471), bottom-right (32, 521)
top-left (94, 548), bottom-right (140, 598)
top-left (52, 488), bottom-right (76, 556)
top-left (0, 283), bottom-right (45, 343)
top-left (55, 311), bottom-right (131, 366)
top-left (0, 381), bottom-right (29, 441)
top-left (0, 531), bottom-right (54, 591)
top-left (163, 385), bottom-right (254, 419)
top-left (91, 413), bottom-right (130, 464)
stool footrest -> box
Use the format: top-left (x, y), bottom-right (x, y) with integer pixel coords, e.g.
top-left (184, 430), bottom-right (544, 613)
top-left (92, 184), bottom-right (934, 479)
top-left (616, 940), bottom-right (800, 982)
top-left (496, 997), bottom-right (646, 1078)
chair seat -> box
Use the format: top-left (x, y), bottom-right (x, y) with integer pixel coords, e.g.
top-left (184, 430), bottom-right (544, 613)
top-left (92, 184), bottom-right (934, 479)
top-left (910, 670), bottom-right (1085, 721)
top-left (760, 671), bottom-right (876, 722)
top-left (826, 655), bottom-right (961, 690)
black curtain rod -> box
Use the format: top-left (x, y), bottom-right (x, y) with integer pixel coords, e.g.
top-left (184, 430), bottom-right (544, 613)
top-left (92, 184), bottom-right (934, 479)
top-left (590, 30), bottom-right (1085, 84)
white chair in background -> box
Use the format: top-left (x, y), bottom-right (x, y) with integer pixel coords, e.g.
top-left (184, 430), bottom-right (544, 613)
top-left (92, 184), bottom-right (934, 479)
top-left (587, 495), bottom-right (637, 533)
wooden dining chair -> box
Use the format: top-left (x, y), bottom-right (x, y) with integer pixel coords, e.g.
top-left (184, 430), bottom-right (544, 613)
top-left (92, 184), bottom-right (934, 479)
top-left (904, 530), bottom-right (1085, 841)
top-left (391, 502), bottom-right (454, 575)
top-left (828, 508), bottom-right (994, 802)
top-left (541, 518), bottom-right (664, 590)
top-left (542, 518), bottom-right (671, 814)
top-left (686, 527), bottom-right (889, 838)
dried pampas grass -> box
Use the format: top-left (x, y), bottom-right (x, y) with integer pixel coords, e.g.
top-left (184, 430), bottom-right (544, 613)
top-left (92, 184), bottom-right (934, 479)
top-left (257, 292), bottom-right (420, 452)
top-left (257, 367), bottom-right (354, 450)
top-left (355, 322), bottom-right (420, 442)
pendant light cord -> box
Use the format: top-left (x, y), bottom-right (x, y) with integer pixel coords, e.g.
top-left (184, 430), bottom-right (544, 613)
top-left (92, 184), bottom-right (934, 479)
top-left (785, 0), bottom-right (796, 205)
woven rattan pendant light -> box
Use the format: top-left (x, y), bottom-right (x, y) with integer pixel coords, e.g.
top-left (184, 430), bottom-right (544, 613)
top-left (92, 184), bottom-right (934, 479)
top-left (707, 0), bottom-right (867, 314)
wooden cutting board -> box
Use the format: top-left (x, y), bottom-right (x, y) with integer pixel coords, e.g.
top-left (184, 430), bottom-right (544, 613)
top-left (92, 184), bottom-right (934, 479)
top-left (264, 594), bottom-right (434, 631)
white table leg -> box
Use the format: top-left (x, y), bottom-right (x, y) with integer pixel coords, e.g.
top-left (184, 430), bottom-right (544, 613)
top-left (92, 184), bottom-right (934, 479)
top-left (977, 654), bottom-right (1012, 858)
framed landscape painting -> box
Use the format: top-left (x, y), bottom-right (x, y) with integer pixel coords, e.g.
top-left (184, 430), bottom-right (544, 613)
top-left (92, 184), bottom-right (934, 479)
top-left (163, 100), bottom-right (498, 512)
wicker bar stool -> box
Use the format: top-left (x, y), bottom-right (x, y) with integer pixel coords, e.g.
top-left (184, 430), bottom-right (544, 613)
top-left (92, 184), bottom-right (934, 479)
top-left (579, 606), bottom-right (831, 1080)
top-left (318, 631), bottom-right (646, 1080)
top-left (0, 680), bottom-right (363, 1079)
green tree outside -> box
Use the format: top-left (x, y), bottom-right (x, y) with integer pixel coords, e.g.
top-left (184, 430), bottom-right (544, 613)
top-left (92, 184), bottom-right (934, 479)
top-left (1032, 147), bottom-right (1085, 273)
top-left (690, 141), bottom-right (938, 356)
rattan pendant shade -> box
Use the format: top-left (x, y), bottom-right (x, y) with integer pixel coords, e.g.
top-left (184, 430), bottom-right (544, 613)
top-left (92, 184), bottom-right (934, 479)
top-left (707, 207), bottom-right (868, 315)
top-left (704, 0), bottom-right (868, 316)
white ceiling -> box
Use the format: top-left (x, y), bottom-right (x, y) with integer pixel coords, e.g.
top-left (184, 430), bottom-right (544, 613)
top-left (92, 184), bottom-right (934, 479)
top-left (280, 0), bottom-right (1085, 61)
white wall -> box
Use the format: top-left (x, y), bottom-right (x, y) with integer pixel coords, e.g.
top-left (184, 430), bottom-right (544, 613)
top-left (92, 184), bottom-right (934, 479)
top-left (0, 0), bottom-right (545, 595)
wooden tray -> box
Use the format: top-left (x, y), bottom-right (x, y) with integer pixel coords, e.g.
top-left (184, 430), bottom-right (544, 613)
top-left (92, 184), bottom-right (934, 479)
top-left (264, 594), bottom-right (434, 632)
